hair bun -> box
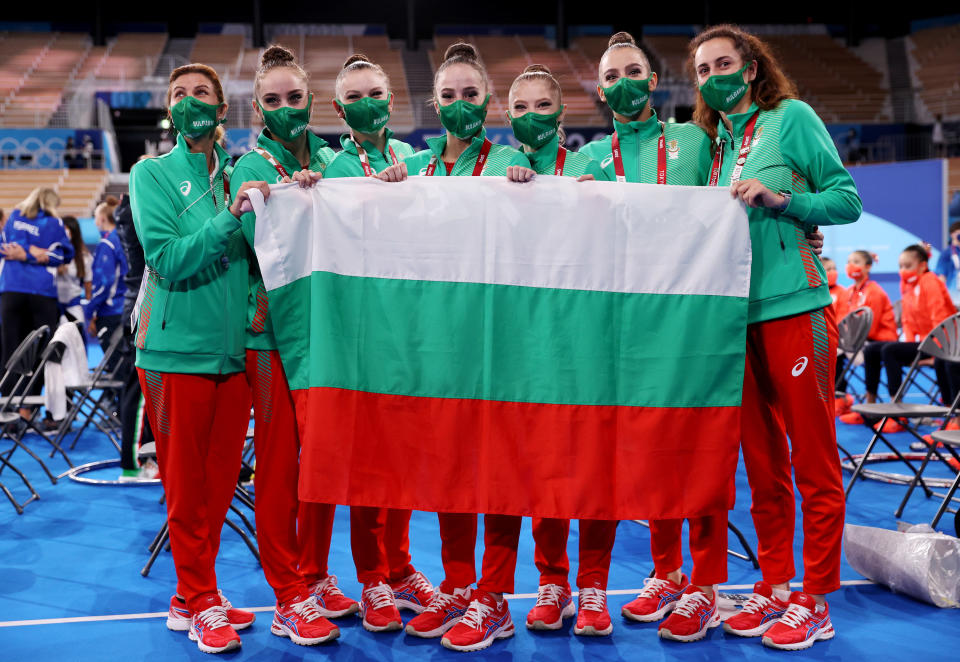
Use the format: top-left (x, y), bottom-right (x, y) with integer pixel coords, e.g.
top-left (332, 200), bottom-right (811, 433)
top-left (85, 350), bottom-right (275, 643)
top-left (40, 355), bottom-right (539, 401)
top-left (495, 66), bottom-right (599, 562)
top-left (261, 45), bottom-right (296, 68)
top-left (343, 53), bottom-right (371, 68)
top-left (105, 195), bottom-right (120, 206)
top-left (443, 42), bottom-right (479, 63)
top-left (608, 31), bottom-right (637, 48)
top-left (523, 64), bottom-right (552, 75)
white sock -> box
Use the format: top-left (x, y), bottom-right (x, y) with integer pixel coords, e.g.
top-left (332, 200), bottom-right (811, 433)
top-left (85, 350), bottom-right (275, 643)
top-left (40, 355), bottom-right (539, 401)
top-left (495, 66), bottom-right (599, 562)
top-left (772, 587), bottom-right (791, 602)
top-left (814, 602), bottom-right (826, 613)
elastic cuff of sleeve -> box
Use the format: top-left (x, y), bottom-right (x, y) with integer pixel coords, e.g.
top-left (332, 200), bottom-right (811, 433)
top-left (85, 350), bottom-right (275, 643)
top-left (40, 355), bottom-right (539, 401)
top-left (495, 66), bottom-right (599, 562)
top-left (211, 207), bottom-right (242, 236)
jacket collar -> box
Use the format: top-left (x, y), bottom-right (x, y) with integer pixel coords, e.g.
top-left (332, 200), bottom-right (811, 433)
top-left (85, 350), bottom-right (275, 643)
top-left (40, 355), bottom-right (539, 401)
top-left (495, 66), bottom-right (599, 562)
top-left (174, 133), bottom-right (230, 179)
top-left (613, 109), bottom-right (661, 142)
top-left (718, 102), bottom-right (760, 143)
top-left (256, 130), bottom-right (329, 173)
top-left (425, 127), bottom-right (489, 166)
top-left (338, 128), bottom-right (396, 159)
top-left (526, 134), bottom-right (561, 173)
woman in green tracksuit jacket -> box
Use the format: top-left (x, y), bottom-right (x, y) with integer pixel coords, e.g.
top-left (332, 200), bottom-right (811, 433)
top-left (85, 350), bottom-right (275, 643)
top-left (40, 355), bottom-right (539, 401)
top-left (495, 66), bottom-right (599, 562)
top-left (690, 25), bottom-right (861, 651)
top-left (402, 41), bottom-right (528, 653)
top-left (404, 43), bottom-right (528, 179)
top-left (228, 45), bottom-right (348, 647)
top-left (323, 52), bottom-right (436, 634)
top-left (129, 63), bottom-right (269, 653)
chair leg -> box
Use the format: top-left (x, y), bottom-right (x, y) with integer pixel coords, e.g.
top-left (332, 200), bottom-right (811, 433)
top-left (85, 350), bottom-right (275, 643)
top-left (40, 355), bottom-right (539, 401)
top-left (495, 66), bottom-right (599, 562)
top-left (0, 478), bottom-right (24, 514)
top-left (845, 425), bottom-right (884, 499)
top-left (141, 523), bottom-right (169, 577)
top-left (224, 518), bottom-right (260, 566)
top-left (727, 521), bottom-right (760, 570)
top-left (3, 433), bottom-right (57, 485)
top-left (931, 472), bottom-right (960, 530)
top-left (896, 444), bottom-right (936, 517)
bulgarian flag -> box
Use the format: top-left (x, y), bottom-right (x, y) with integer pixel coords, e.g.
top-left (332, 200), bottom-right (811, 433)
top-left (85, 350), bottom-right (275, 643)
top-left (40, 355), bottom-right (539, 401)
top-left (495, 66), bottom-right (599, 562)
top-left (250, 177), bottom-right (751, 520)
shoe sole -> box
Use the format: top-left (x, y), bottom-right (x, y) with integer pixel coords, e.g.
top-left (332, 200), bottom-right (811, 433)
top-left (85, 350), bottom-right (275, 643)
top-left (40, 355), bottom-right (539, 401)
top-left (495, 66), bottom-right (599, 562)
top-left (166, 616), bottom-right (191, 632)
top-left (622, 602), bottom-right (676, 623)
top-left (395, 598), bottom-right (428, 614)
top-left (762, 625), bottom-right (835, 650)
top-left (574, 623), bottom-right (613, 636)
top-left (362, 617), bottom-right (403, 633)
top-left (723, 618), bottom-right (780, 637)
top-left (441, 623), bottom-right (515, 652)
top-left (271, 621), bottom-right (340, 645)
top-left (314, 602), bottom-right (360, 619)
top-left (526, 602), bottom-right (576, 630)
top-left (405, 618), bottom-right (460, 638)
top-left (229, 618), bottom-right (254, 631)
top-left (658, 612), bottom-right (721, 642)
top-left (188, 628), bottom-right (242, 654)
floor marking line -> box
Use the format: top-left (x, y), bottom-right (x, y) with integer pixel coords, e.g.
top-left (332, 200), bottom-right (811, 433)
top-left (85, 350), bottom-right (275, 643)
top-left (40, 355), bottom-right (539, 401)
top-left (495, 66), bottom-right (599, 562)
top-left (0, 580), bottom-right (873, 628)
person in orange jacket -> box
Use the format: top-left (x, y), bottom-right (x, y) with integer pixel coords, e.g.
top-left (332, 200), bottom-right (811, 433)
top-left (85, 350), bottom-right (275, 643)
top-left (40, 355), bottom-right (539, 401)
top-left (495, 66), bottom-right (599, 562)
top-left (823, 257), bottom-right (852, 410)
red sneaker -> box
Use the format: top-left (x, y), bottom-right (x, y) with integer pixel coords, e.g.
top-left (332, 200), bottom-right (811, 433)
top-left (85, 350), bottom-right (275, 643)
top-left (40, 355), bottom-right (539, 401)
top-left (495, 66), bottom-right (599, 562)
top-left (722, 581), bottom-right (790, 637)
top-left (405, 587), bottom-right (472, 638)
top-left (441, 590), bottom-right (514, 652)
top-left (657, 586), bottom-right (720, 642)
top-left (308, 575), bottom-right (359, 618)
top-left (946, 420), bottom-right (960, 431)
top-left (188, 605), bottom-right (241, 654)
top-left (166, 595), bottom-right (192, 631)
top-left (873, 418), bottom-right (905, 433)
top-left (838, 412), bottom-right (863, 425)
top-left (390, 571), bottom-right (434, 614)
top-left (525, 583), bottom-right (574, 630)
top-left (834, 395), bottom-right (853, 416)
top-left (762, 592), bottom-right (835, 650)
top-left (271, 595), bottom-right (339, 646)
top-left (621, 575), bottom-right (688, 622)
top-left (574, 586), bottom-right (612, 636)
top-left (218, 591), bottom-right (255, 630)
top-left (360, 581), bottom-right (403, 632)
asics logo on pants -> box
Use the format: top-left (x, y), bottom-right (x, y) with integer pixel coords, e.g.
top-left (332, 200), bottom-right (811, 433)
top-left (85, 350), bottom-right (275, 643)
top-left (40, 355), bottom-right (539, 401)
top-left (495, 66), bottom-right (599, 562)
top-left (792, 356), bottom-right (809, 377)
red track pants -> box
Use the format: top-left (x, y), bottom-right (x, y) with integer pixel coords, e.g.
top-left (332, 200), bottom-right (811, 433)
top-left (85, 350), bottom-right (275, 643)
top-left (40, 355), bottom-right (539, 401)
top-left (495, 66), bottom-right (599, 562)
top-left (138, 369), bottom-right (251, 614)
top-left (437, 513), bottom-right (477, 593)
top-left (246, 349), bottom-right (337, 603)
top-left (436, 513), bottom-right (525, 595)
top-left (351, 506), bottom-right (416, 585)
top-left (648, 514), bottom-right (729, 586)
top-left (741, 306), bottom-right (844, 594)
top-left (531, 518), bottom-right (617, 589)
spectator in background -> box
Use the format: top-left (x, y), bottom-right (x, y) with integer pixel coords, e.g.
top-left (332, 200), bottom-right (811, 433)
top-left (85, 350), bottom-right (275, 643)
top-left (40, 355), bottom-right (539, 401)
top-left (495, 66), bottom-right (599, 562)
top-left (65, 137), bottom-right (79, 169)
top-left (84, 196), bottom-right (127, 362)
top-left (932, 114), bottom-right (945, 158)
top-left (845, 128), bottom-right (862, 164)
top-left (82, 135), bottom-right (94, 169)
top-left (0, 187), bottom-right (73, 418)
top-left (55, 215), bottom-right (93, 324)
top-left (113, 187), bottom-right (158, 481)
top-left (935, 220), bottom-right (960, 306)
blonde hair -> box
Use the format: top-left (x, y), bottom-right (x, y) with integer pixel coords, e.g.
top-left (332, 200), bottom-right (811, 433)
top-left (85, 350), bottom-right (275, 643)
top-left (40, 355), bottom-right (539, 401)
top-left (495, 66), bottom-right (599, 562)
top-left (598, 31), bottom-right (652, 80)
top-left (509, 64), bottom-right (566, 145)
top-left (335, 53), bottom-right (390, 99)
top-left (433, 42), bottom-right (490, 100)
top-left (94, 195), bottom-right (120, 225)
top-left (16, 187), bottom-right (60, 219)
top-left (255, 44), bottom-right (310, 98)
top-left (166, 63), bottom-right (224, 107)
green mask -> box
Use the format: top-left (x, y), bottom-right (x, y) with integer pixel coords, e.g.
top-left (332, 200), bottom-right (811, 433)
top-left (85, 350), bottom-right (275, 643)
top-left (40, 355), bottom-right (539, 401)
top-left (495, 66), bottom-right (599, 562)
top-left (170, 96), bottom-right (223, 139)
top-left (335, 94), bottom-right (391, 135)
top-left (258, 93), bottom-right (313, 142)
top-left (510, 107), bottom-right (564, 150)
top-left (699, 62), bottom-right (753, 113)
top-left (438, 94), bottom-right (490, 140)
top-left (603, 76), bottom-right (652, 118)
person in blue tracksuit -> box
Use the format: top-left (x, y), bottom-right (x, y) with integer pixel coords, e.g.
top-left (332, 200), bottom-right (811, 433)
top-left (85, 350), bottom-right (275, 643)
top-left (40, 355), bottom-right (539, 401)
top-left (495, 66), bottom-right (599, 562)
top-left (84, 195), bottom-right (128, 361)
top-left (0, 187), bottom-right (73, 412)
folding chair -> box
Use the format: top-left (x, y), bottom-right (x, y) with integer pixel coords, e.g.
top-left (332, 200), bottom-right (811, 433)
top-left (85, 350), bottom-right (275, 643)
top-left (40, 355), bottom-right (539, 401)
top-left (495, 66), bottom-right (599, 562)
top-left (48, 324), bottom-right (128, 469)
top-left (835, 306), bottom-right (873, 407)
top-left (0, 325), bottom-right (64, 486)
top-left (844, 313), bottom-right (960, 504)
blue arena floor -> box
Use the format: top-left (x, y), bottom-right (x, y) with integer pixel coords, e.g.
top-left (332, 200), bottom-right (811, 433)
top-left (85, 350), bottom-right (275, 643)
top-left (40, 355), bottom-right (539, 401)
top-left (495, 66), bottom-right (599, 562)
top-left (1, 366), bottom-right (959, 659)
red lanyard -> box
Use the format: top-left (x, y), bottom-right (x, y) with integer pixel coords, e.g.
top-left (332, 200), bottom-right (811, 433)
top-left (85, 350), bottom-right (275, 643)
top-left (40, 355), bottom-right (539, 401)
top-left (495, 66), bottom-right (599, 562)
top-left (356, 140), bottom-right (399, 178)
top-left (611, 124), bottom-right (666, 184)
top-left (554, 146), bottom-right (566, 176)
top-left (426, 138), bottom-right (492, 177)
top-left (709, 110), bottom-right (760, 187)
top-left (254, 147), bottom-right (290, 179)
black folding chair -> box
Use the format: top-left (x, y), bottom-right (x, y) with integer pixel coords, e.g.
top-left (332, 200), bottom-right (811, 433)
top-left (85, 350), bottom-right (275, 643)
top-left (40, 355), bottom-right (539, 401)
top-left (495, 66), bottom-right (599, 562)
top-left (835, 306), bottom-right (873, 407)
top-left (845, 314), bottom-right (960, 505)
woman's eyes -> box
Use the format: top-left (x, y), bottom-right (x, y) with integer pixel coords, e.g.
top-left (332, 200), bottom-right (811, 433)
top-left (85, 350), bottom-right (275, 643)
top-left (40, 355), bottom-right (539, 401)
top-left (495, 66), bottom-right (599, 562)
top-left (605, 73), bottom-right (618, 82)
top-left (629, 68), bottom-right (642, 76)
top-left (537, 101), bottom-right (551, 109)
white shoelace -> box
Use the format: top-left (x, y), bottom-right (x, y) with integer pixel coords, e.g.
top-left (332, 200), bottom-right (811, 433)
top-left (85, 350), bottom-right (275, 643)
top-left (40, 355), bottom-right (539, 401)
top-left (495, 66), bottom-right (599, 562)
top-left (535, 584), bottom-right (566, 607)
top-left (424, 589), bottom-right (457, 613)
top-left (195, 605), bottom-right (230, 630)
top-left (672, 592), bottom-right (711, 618)
top-left (579, 587), bottom-right (606, 612)
top-left (779, 603), bottom-right (813, 629)
top-left (364, 583), bottom-right (396, 609)
top-left (216, 590), bottom-right (233, 610)
top-left (403, 571), bottom-right (434, 594)
top-left (459, 600), bottom-right (493, 630)
top-left (291, 596), bottom-right (324, 622)
top-left (314, 574), bottom-right (345, 597)
top-left (740, 592), bottom-right (773, 614)
top-left (637, 577), bottom-right (672, 598)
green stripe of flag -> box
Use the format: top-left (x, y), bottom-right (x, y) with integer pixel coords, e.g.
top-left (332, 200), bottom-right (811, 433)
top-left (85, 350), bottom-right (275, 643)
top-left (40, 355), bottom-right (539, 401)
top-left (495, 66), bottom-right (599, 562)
top-left (270, 271), bottom-right (747, 408)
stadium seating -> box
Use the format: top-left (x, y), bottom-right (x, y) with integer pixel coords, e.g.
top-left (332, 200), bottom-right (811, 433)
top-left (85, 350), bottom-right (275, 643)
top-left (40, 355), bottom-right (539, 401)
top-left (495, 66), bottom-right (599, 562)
top-left (908, 24), bottom-right (960, 120)
top-left (0, 169), bottom-right (109, 217)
